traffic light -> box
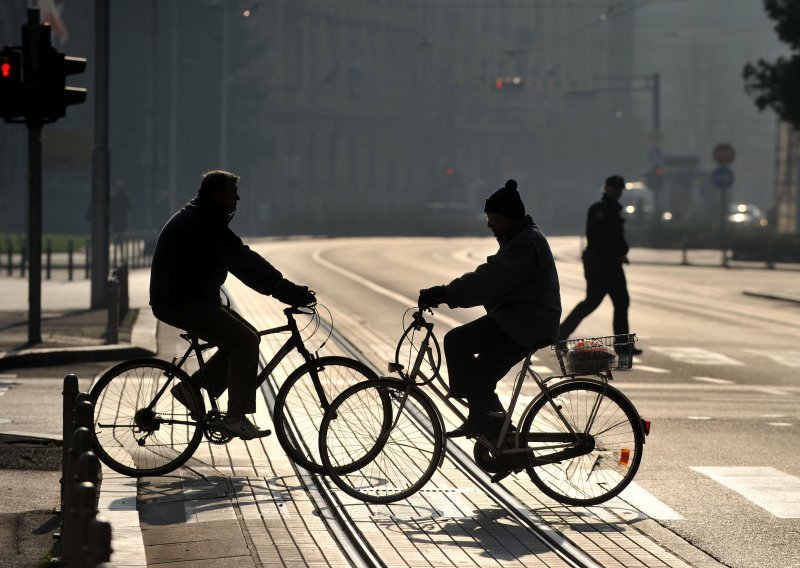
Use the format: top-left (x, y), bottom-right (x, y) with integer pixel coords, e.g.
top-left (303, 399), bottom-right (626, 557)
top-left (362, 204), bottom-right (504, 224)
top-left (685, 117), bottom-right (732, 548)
top-left (0, 47), bottom-right (24, 122)
top-left (42, 50), bottom-right (87, 122)
top-left (494, 76), bottom-right (524, 91)
top-left (12, 14), bottom-right (87, 124)
top-left (643, 165), bottom-right (664, 191)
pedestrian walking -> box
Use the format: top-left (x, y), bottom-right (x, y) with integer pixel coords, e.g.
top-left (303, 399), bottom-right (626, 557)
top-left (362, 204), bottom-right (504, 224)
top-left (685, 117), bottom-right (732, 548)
top-left (558, 174), bottom-right (642, 354)
top-left (418, 179), bottom-right (561, 438)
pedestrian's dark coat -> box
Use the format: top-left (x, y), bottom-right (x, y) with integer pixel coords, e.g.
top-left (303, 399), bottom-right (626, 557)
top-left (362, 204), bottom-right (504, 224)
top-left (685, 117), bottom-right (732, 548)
top-left (584, 193), bottom-right (629, 262)
top-left (443, 216), bottom-right (561, 347)
top-left (149, 196), bottom-right (283, 316)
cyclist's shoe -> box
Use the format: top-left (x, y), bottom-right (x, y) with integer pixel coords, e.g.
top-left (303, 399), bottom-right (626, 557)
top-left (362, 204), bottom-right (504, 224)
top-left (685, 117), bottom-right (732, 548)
top-left (221, 416), bottom-right (271, 440)
top-left (632, 346), bottom-right (643, 356)
top-left (171, 382), bottom-right (199, 420)
top-left (445, 413), bottom-right (504, 439)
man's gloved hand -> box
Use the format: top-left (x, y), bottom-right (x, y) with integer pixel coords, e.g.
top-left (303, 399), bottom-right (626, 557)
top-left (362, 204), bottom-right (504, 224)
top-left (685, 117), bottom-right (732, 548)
top-left (418, 285), bottom-right (447, 309)
top-left (273, 278), bottom-right (316, 307)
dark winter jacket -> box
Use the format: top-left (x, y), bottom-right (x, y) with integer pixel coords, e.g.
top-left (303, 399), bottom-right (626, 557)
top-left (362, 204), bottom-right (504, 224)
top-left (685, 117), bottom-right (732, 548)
top-left (443, 216), bottom-right (561, 347)
top-left (583, 193), bottom-right (629, 263)
top-left (149, 196), bottom-right (283, 316)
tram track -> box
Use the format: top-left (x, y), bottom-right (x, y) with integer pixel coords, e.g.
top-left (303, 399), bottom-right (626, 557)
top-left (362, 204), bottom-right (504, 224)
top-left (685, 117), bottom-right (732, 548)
top-left (244, 251), bottom-right (602, 568)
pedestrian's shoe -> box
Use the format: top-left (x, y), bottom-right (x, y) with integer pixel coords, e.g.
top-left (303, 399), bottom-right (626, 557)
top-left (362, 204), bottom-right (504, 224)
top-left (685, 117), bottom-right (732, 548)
top-left (221, 415), bottom-right (271, 440)
top-left (171, 382), bottom-right (199, 420)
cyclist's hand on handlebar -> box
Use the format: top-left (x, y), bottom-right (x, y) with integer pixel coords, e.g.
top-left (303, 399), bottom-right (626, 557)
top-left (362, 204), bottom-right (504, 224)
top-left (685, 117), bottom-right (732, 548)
top-left (273, 278), bottom-right (317, 307)
top-left (418, 285), bottom-right (446, 309)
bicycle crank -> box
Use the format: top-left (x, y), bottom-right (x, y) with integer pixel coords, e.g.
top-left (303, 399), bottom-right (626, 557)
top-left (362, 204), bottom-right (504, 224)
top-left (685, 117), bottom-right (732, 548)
top-left (203, 411), bottom-right (234, 445)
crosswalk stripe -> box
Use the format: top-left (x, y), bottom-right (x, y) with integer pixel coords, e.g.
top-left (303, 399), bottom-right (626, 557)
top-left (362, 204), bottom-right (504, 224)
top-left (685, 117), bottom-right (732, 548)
top-left (691, 466), bottom-right (800, 519)
top-left (692, 376), bottom-right (734, 385)
top-left (651, 347), bottom-right (743, 366)
top-left (745, 349), bottom-right (800, 368)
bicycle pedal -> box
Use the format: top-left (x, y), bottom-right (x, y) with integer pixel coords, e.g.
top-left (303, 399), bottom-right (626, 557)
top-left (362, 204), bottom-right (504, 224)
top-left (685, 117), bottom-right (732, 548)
top-left (490, 471), bottom-right (512, 483)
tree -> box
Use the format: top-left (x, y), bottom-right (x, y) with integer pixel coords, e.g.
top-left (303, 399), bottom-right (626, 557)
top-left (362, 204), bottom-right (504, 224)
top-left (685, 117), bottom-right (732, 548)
top-left (743, 1), bottom-right (800, 128)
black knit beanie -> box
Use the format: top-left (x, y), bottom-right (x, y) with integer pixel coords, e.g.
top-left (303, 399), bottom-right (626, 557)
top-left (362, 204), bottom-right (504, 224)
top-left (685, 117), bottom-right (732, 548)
top-left (484, 179), bottom-right (525, 220)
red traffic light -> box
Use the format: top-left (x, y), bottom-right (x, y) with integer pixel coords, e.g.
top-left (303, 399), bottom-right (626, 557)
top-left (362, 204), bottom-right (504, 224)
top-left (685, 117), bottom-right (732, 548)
top-left (0, 48), bottom-right (21, 82)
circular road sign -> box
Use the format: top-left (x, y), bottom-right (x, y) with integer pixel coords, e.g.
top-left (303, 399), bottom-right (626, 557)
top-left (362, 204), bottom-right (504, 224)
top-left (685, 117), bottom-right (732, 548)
top-left (713, 143), bottom-right (735, 165)
top-left (711, 165), bottom-right (735, 190)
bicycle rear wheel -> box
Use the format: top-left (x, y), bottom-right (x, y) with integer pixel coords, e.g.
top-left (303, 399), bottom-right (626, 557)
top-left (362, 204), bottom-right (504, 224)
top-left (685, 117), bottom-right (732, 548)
top-left (273, 356), bottom-right (378, 474)
top-left (319, 378), bottom-right (444, 504)
top-left (90, 358), bottom-right (205, 477)
top-left (520, 380), bottom-right (644, 506)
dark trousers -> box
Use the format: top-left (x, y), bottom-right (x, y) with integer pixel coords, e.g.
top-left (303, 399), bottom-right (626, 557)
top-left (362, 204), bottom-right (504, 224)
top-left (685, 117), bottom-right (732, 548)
top-left (155, 302), bottom-right (261, 417)
top-left (443, 316), bottom-right (529, 412)
top-left (559, 259), bottom-right (630, 340)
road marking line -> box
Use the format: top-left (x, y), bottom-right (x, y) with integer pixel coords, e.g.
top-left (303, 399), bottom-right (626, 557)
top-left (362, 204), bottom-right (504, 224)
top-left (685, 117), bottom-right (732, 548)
top-left (766, 422), bottom-right (793, 427)
top-left (687, 416), bottom-right (713, 420)
top-left (745, 349), bottom-right (800, 368)
top-left (616, 481), bottom-right (685, 520)
top-left (692, 376), bottom-right (734, 385)
top-left (633, 364), bottom-right (671, 374)
top-left (651, 347), bottom-right (743, 366)
top-left (312, 249), bottom-right (464, 329)
top-left (691, 466), bottom-right (800, 518)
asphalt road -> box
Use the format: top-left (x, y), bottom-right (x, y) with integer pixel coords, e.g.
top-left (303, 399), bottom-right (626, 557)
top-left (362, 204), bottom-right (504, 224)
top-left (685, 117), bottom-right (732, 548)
top-left (249, 235), bottom-right (800, 568)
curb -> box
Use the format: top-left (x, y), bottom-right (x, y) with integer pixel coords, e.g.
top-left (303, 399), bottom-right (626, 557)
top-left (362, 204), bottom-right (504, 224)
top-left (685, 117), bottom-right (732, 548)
top-left (0, 308), bottom-right (158, 369)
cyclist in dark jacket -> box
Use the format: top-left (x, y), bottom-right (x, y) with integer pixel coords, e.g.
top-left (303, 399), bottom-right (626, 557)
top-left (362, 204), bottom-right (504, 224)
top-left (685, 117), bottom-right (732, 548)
top-left (418, 180), bottom-right (561, 438)
top-left (150, 170), bottom-right (315, 440)
top-left (558, 174), bottom-right (641, 354)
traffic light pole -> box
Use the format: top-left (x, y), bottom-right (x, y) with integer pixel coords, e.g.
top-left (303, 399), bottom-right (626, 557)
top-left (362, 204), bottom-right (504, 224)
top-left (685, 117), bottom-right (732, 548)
top-left (27, 120), bottom-right (42, 344)
top-left (90, 0), bottom-right (110, 309)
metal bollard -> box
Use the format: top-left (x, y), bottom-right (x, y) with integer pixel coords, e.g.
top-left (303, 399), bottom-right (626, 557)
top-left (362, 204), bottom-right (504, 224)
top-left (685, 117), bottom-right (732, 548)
top-left (20, 237), bottom-right (26, 277)
top-left (76, 451), bottom-right (103, 509)
top-left (61, 375), bottom-right (80, 509)
top-left (68, 239), bottom-right (74, 281)
top-left (84, 518), bottom-right (113, 567)
top-left (62, 427), bottom-right (92, 545)
top-left (116, 263), bottom-right (129, 318)
top-left (85, 237), bottom-right (91, 280)
top-left (74, 398), bottom-right (94, 430)
top-left (46, 238), bottom-right (52, 280)
top-left (105, 277), bottom-right (120, 344)
top-left (61, 481), bottom-right (98, 567)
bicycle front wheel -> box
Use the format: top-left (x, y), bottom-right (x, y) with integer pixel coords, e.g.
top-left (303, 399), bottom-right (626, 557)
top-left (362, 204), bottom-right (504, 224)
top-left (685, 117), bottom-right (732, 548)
top-left (90, 358), bottom-right (205, 477)
top-left (520, 380), bottom-right (644, 506)
top-left (273, 356), bottom-right (378, 474)
top-left (320, 378), bottom-right (444, 504)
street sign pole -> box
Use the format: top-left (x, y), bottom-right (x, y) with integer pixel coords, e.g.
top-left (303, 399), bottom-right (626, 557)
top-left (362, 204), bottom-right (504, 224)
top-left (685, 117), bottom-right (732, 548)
top-left (712, 143), bottom-right (736, 269)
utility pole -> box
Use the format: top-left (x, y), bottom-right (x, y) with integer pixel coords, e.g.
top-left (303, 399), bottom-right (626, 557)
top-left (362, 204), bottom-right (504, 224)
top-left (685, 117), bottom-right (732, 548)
top-left (90, 0), bottom-right (110, 308)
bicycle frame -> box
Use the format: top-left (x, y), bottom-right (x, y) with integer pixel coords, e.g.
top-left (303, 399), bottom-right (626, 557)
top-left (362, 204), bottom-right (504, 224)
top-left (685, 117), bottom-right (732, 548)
top-left (159, 307), bottom-right (321, 417)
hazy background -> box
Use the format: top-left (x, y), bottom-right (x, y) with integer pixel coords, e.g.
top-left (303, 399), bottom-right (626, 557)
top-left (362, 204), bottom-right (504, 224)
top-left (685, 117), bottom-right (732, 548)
top-left (0, 0), bottom-right (786, 237)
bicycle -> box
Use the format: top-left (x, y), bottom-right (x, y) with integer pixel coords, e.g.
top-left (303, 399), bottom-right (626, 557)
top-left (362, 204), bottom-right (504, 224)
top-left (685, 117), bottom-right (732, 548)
top-left (90, 302), bottom-right (378, 477)
top-left (318, 307), bottom-right (649, 505)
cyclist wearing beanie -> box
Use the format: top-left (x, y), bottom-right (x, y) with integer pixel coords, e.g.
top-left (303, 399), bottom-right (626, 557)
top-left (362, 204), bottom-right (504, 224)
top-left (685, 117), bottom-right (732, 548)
top-left (418, 179), bottom-right (561, 438)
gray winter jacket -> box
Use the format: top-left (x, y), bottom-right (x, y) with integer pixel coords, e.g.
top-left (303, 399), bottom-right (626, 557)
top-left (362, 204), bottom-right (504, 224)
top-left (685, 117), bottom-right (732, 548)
top-left (444, 217), bottom-right (561, 347)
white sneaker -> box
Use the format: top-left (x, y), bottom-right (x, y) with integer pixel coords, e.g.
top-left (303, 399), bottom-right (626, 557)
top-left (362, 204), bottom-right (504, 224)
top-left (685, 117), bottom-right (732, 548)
top-left (221, 416), bottom-right (271, 440)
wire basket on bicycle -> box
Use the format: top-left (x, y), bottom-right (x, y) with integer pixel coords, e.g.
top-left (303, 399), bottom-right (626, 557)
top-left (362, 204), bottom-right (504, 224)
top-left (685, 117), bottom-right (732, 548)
top-left (554, 333), bottom-right (637, 375)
